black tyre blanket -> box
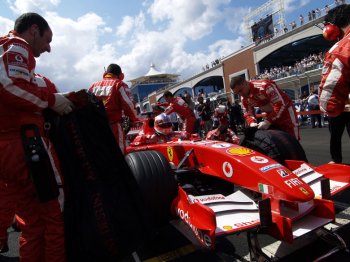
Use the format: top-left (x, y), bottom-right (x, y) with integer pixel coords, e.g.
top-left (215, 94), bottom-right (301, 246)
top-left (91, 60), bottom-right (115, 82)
top-left (241, 127), bottom-right (308, 164)
top-left (47, 92), bottom-right (149, 262)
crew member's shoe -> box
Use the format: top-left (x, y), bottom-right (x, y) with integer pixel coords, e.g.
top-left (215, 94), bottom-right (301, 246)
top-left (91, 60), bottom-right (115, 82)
top-left (0, 239), bottom-right (9, 253)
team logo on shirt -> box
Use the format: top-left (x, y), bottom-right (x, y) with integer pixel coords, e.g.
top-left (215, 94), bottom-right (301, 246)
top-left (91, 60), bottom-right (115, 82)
top-left (15, 54), bottom-right (24, 63)
top-left (8, 65), bottom-right (30, 81)
top-left (7, 52), bottom-right (27, 67)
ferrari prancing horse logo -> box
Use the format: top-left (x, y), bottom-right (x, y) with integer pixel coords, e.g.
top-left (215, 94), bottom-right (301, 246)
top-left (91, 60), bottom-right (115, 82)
top-left (167, 146), bottom-right (174, 161)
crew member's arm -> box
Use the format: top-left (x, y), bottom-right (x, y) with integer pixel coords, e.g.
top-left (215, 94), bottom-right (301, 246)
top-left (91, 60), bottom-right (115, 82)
top-left (164, 103), bottom-right (175, 115)
top-left (156, 102), bottom-right (169, 107)
top-left (264, 82), bottom-right (287, 124)
top-left (228, 129), bottom-right (240, 144)
top-left (205, 129), bottom-right (217, 140)
top-left (319, 52), bottom-right (350, 117)
top-left (0, 40), bottom-right (55, 111)
top-left (242, 100), bottom-right (257, 127)
top-left (119, 83), bottom-right (139, 122)
top-left (34, 74), bottom-right (59, 93)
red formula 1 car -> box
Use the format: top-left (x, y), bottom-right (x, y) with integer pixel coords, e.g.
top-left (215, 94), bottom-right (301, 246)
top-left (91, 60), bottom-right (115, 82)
top-left (125, 113), bottom-right (350, 260)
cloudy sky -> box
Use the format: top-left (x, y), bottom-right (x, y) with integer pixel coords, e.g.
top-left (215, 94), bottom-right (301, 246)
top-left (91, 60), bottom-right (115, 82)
top-left (0, 0), bottom-right (336, 92)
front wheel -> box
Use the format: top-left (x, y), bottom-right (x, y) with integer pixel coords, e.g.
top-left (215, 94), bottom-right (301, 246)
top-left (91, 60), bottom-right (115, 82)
top-left (125, 150), bottom-right (178, 228)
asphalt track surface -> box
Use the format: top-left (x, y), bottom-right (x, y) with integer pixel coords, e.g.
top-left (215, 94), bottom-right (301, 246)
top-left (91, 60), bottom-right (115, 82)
top-left (1, 123), bottom-right (350, 261)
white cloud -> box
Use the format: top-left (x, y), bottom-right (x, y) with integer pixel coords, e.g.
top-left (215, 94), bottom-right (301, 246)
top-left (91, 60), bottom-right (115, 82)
top-left (148, 0), bottom-right (230, 40)
top-left (0, 16), bottom-right (14, 33)
top-left (208, 38), bottom-right (245, 56)
top-left (117, 29), bottom-right (187, 78)
top-left (284, 0), bottom-right (311, 14)
top-left (117, 16), bottom-right (135, 37)
top-left (6, 0), bottom-right (60, 14)
top-left (36, 12), bottom-right (115, 91)
top-left (112, 0), bottom-right (244, 82)
top-left (2, 0), bottom-right (247, 92)
top-left (117, 12), bottom-right (145, 38)
top-left (224, 6), bottom-right (251, 35)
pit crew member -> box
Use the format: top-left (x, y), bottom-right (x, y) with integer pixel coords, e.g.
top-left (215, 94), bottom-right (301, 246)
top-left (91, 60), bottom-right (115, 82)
top-left (89, 63), bottom-right (140, 154)
top-left (0, 12), bottom-right (72, 261)
top-left (0, 74), bottom-right (59, 253)
top-left (320, 4), bottom-right (350, 163)
top-left (158, 91), bottom-right (196, 135)
top-left (230, 76), bottom-right (300, 140)
top-left (206, 125), bottom-right (240, 144)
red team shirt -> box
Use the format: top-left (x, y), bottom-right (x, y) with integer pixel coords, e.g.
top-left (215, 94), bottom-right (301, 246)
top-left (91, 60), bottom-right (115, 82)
top-left (241, 79), bottom-right (299, 140)
top-left (162, 96), bottom-right (196, 134)
top-left (0, 31), bottom-right (55, 131)
top-left (319, 27), bottom-right (350, 117)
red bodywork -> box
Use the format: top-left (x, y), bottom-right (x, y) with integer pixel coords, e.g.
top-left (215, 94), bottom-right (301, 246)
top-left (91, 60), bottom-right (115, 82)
top-left (126, 117), bottom-right (350, 249)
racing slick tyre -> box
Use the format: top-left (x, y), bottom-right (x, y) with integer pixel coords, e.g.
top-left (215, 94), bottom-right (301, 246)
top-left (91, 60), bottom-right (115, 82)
top-left (240, 128), bottom-right (308, 164)
top-left (125, 150), bottom-right (178, 228)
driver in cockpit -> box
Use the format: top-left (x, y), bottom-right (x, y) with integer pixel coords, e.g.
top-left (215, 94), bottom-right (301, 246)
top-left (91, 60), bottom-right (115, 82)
top-left (130, 113), bottom-right (190, 146)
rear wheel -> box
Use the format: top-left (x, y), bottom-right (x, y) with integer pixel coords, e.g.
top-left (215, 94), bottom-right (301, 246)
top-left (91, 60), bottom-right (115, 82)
top-left (125, 150), bottom-right (178, 227)
top-left (240, 129), bottom-right (308, 164)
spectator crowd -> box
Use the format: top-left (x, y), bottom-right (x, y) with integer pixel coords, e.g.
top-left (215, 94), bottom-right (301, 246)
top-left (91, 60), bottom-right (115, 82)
top-left (254, 52), bottom-right (325, 80)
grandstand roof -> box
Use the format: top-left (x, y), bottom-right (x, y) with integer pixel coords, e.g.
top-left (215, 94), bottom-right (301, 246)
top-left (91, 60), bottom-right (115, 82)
top-left (130, 63), bottom-right (180, 86)
top-left (258, 34), bottom-right (333, 71)
top-left (145, 63), bottom-right (164, 76)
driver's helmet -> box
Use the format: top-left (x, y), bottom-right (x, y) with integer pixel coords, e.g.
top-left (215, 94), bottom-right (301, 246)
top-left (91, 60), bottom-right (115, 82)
top-left (215, 104), bottom-right (227, 119)
top-left (215, 104), bottom-right (226, 114)
top-left (154, 113), bottom-right (173, 135)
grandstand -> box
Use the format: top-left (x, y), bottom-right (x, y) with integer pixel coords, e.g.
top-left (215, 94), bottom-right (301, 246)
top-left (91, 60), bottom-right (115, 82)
top-left (131, 0), bottom-right (337, 109)
top-left (129, 63), bottom-right (180, 112)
